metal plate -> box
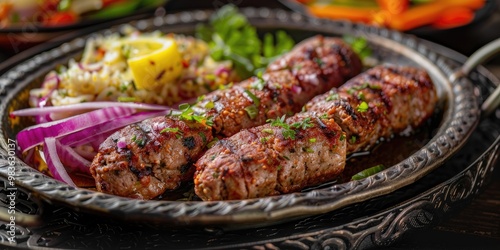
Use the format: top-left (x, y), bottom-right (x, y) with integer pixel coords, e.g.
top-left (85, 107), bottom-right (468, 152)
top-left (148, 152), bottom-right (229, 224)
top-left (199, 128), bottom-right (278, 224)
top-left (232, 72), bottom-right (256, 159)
top-left (0, 51), bottom-right (497, 250)
top-left (0, 8), bottom-right (481, 228)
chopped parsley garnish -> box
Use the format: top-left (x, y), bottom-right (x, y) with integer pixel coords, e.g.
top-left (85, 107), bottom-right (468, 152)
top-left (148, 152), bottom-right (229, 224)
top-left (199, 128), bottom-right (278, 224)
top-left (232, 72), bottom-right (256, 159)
top-left (199, 132), bottom-right (207, 143)
top-left (244, 105), bottom-right (259, 120)
top-left (313, 57), bottom-right (324, 66)
top-left (160, 128), bottom-right (183, 139)
top-left (326, 93), bottom-right (339, 101)
top-left (260, 137), bottom-right (269, 144)
top-left (368, 83), bottom-right (382, 90)
top-left (340, 134), bottom-right (346, 141)
top-left (244, 89), bottom-right (260, 106)
top-left (207, 137), bottom-right (219, 148)
top-left (267, 115), bottom-right (296, 140)
top-left (251, 71), bottom-right (266, 90)
top-left (351, 164), bottom-right (385, 181)
top-left (303, 147), bottom-right (314, 153)
top-left (160, 127), bottom-right (179, 133)
top-left (350, 135), bottom-right (357, 144)
top-left (267, 116), bottom-right (314, 140)
top-left (170, 103), bottom-right (214, 126)
top-left (197, 95), bottom-right (206, 103)
top-left (291, 117), bottom-right (314, 130)
top-left (357, 92), bottom-right (365, 101)
top-left (262, 128), bottom-right (274, 134)
top-left (320, 113), bottom-right (329, 119)
top-left (357, 101), bottom-right (369, 112)
top-left (309, 138), bottom-right (317, 143)
top-left (205, 101), bottom-right (215, 109)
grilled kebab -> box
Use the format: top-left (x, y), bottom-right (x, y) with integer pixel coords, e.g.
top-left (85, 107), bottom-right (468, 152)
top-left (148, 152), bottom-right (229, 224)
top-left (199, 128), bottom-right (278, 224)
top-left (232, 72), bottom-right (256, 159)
top-left (90, 36), bottom-right (363, 199)
top-left (194, 65), bottom-right (437, 201)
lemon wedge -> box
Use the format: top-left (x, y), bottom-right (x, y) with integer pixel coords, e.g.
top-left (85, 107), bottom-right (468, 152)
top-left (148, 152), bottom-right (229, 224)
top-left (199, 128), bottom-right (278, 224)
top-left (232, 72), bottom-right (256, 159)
top-left (124, 37), bottom-right (182, 90)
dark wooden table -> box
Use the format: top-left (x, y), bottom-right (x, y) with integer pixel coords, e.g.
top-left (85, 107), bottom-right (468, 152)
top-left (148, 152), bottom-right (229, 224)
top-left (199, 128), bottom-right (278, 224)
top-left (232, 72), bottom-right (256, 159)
top-left (0, 0), bottom-right (499, 249)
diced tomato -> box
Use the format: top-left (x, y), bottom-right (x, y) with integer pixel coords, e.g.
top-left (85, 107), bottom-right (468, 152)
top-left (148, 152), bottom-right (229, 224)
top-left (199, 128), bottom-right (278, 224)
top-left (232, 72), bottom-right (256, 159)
top-left (43, 11), bottom-right (78, 26)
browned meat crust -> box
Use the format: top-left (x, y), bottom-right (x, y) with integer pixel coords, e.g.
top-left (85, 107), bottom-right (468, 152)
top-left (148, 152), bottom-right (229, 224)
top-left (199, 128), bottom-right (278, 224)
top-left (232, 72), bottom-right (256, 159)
top-left (90, 36), bottom-right (362, 199)
top-left (194, 65), bottom-right (437, 201)
top-left (195, 113), bottom-right (346, 200)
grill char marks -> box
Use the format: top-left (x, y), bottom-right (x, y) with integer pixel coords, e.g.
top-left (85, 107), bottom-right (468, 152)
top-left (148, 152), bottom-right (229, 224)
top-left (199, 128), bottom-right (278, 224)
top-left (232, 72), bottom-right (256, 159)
top-left (90, 36), bottom-right (363, 200)
top-left (195, 65), bottom-right (437, 201)
top-left (195, 113), bottom-right (346, 200)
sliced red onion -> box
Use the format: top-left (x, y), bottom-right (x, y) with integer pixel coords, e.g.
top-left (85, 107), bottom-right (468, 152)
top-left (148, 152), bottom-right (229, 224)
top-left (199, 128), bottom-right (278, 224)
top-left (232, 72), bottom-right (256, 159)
top-left (56, 142), bottom-right (91, 175)
top-left (72, 145), bottom-right (98, 161)
top-left (17, 107), bottom-right (136, 153)
top-left (116, 138), bottom-right (127, 149)
top-left (292, 85), bottom-right (302, 94)
top-left (77, 62), bottom-right (103, 72)
top-left (43, 137), bottom-right (77, 187)
top-left (59, 110), bottom-right (170, 147)
top-left (11, 102), bottom-right (170, 117)
top-left (215, 66), bottom-right (231, 76)
top-left (30, 74), bottom-right (60, 123)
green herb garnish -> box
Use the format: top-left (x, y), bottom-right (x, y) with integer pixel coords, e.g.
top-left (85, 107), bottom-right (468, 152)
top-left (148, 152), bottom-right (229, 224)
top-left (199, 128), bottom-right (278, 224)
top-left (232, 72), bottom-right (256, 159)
top-left (251, 71), bottom-right (266, 90)
top-left (303, 147), bottom-right (314, 153)
top-left (350, 135), bottom-right (357, 144)
top-left (291, 117), bottom-right (314, 130)
top-left (267, 115), bottom-right (296, 140)
top-left (196, 5), bottom-right (295, 78)
top-left (340, 134), bottom-right (346, 141)
top-left (170, 103), bottom-right (214, 126)
top-left (244, 89), bottom-right (260, 106)
top-left (262, 128), bottom-right (274, 134)
top-left (244, 105), bottom-right (259, 120)
top-left (207, 137), bottom-right (219, 148)
top-left (357, 101), bottom-right (369, 112)
top-left (160, 127), bottom-right (183, 139)
top-left (205, 101), bottom-right (215, 109)
top-left (326, 93), bottom-right (340, 102)
top-left (343, 35), bottom-right (372, 60)
top-left (351, 164), bottom-right (385, 181)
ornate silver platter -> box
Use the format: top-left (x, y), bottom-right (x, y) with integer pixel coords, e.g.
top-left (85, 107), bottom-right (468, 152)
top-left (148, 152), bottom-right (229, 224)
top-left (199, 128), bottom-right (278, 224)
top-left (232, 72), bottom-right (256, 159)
top-left (0, 7), bottom-right (497, 231)
top-left (0, 50), bottom-right (496, 249)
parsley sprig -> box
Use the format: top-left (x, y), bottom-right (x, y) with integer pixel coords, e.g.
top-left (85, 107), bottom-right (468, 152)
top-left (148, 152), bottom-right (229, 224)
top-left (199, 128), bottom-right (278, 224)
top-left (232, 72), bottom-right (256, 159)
top-left (160, 127), bottom-right (183, 139)
top-left (169, 103), bottom-right (214, 126)
top-left (291, 117), bottom-right (314, 130)
top-left (267, 115), bottom-right (315, 140)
